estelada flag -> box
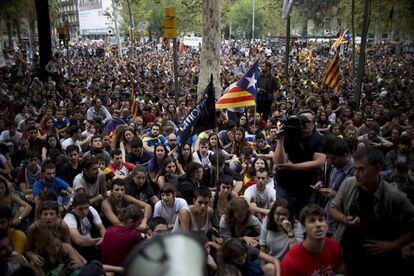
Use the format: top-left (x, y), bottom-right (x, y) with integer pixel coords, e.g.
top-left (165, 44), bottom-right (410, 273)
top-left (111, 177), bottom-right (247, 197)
top-left (331, 29), bottom-right (349, 50)
top-left (324, 52), bottom-right (340, 92)
top-left (216, 61), bottom-right (259, 109)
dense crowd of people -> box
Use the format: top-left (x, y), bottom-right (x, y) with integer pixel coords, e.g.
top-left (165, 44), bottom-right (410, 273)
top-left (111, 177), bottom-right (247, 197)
top-left (0, 38), bottom-right (413, 276)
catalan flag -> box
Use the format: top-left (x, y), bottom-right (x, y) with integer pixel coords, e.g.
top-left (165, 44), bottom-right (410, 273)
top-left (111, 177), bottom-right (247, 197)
top-left (216, 61), bottom-right (258, 109)
top-left (324, 52), bottom-right (340, 92)
top-left (130, 86), bottom-right (138, 117)
top-left (331, 29), bottom-right (349, 50)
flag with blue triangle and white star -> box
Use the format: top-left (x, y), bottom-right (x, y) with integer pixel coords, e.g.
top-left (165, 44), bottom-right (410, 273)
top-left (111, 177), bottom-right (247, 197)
top-left (216, 61), bottom-right (259, 109)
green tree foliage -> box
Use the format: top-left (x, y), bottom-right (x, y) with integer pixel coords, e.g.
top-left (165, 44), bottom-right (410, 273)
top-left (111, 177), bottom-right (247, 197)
top-left (340, 0), bottom-right (414, 39)
top-left (221, 0), bottom-right (266, 39)
top-left (221, 0), bottom-right (284, 38)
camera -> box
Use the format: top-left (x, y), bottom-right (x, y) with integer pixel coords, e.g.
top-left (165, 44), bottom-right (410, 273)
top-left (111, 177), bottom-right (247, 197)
top-left (279, 116), bottom-right (310, 139)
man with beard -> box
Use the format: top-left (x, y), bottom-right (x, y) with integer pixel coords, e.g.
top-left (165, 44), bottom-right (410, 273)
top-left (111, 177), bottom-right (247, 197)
top-left (73, 156), bottom-right (107, 210)
top-left (257, 62), bottom-right (279, 120)
top-left (343, 125), bottom-right (358, 153)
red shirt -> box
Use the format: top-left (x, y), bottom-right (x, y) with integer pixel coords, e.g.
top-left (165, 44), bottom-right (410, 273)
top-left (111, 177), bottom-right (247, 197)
top-left (108, 161), bottom-right (136, 176)
top-left (281, 238), bottom-right (342, 276)
top-left (102, 225), bottom-right (146, 266)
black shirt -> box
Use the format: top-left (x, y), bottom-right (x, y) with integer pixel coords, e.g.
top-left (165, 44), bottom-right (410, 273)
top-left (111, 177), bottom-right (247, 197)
top-left (126, 151), bottom-right (153, 166)
top-left (275, 131), bottom-right (323, 192)
top-left (58, 162), bottom-right (82, 187)
top-left (125, 179), bottom-right (155, 204)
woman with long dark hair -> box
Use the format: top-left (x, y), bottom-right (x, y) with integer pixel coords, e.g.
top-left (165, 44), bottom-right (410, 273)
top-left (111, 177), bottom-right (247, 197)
top-left (147, 143), bottom-right (167, 183)
top-left (176, 142), bottom-right (193, 175)
top-left (41, 134), bottom-right (62, 161)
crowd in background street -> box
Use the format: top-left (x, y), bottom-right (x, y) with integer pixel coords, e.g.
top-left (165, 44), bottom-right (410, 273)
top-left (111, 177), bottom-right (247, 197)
top-left (0, 38), bottom-right (413, 275)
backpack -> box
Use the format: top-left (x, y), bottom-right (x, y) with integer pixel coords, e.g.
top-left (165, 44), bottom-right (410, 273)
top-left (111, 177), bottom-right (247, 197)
top-left (69, 210), bottom-right (100, 238)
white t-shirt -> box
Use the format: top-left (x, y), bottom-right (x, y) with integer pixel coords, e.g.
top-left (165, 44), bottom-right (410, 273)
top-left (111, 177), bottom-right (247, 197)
top-left (192, 150), bottom-right (214, 168)
top-left (153, 197), bottom-right (188, 225)
top-left (61, 137), bottom-right (82, 152)
top-left (244, 185), bottom-right (276, 209)
top-left (64, 206), bottom-right (102, 237)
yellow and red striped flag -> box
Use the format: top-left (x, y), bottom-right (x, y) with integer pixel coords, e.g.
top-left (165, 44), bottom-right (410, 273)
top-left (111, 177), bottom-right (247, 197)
top-left (308, 47), bottom-right (314, 69)
top-left (324, 52), bottom-right (340, 92)
top-left (130, 86), bottom-right (138, 117)
top-left (331, 29), bottom-right (349, 50)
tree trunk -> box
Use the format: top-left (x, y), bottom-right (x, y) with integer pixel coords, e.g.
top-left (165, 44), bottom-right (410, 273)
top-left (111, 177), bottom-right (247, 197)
top-left (14, 19), bottom-right (22, 45)
top-left (197, 0), bottom-right (221, 99)
top-left (35, 0), bottom-right (52, 81)
top-left (351, 0), bottom-right (356, 81)
top-left (6, 18), bottom-right (13, 49)
top-left (355, 0), bottom-right (371, 108)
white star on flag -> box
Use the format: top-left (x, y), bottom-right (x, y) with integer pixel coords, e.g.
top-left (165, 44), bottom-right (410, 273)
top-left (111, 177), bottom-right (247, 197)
top-left (246, 74), bottom-right (257, 89)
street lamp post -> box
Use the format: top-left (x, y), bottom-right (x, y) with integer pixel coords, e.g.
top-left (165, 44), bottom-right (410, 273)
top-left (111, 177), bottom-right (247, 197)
top-left (252, 0), bottom-right (255, 40)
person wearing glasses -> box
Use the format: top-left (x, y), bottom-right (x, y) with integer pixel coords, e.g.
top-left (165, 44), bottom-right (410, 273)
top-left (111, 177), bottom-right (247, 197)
top-left (259, 198), bottom-right (303, 259)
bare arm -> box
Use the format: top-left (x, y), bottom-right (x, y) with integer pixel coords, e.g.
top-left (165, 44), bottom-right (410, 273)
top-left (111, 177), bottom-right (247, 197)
top-left (11, 193), bottom-right (32, 220)
top-left (125, 195), bottom-right (152, 226)
top-left (101, 199), bottom-right (121, 226)
top-left (69, 228), bottom-right (100, 247)
top-left (177, 209), bottom-right (191, 232)
top-left (273, 138), bottom-right (287, 165)
top-left (243, 196), bottom-right (270, 215)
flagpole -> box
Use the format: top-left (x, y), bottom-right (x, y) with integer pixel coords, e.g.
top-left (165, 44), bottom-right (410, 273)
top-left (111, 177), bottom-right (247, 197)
top-left (216, 127), bottom-right (219, 184)
top-left (253, 105), bottom-right (257, 141)
top-left (284, 16), bottom-right (290, 83)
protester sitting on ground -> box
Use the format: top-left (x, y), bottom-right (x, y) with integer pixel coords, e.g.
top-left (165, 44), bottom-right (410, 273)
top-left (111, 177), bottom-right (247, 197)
top-left (16, 150), bottom-right (41, 201)
top-left (172, 186), bottom-right (213, 234)
top-left (73, 156), bottom-right (107, 210)
top-left (219, 197), bottom-right (261, 246)
top-left (58, 145), bottom-right (82, 187)
top-left (0, 177), bottom-right (32, 230)
top-left (281, 204), bottom-right (345, 275)
top-left (153, 183), bottom-right (188, 229)
top-left (259, 198), bottom-right (303, 259)
top-left (176, 142), bottom-right (193, 175)
top-left (32, 161), bottom-right (72, 207)
top-left (0, 229), bottom-right (29, 276)
top-left (34, 228), bottom-right (86, 275)
top-left (147, 216), bottom-right (169, 237)
top-left (220, 238), bottom-right (280, 276)
top-left (83, 134), bottom-right (111, 165)
top-left (156, 157), bottom-right (180, 190)
top-left (176, 162), bottom-right (204, 205)
top-left (101, 178), bottom-right (151, 229)
top-left (243, 168), bottom-right (276, 217)
top-left (142, 124), bottom-right (167, 153)
top-left (125, 165), bottom-right (159, 206)
top-left (63, 193), bottom-right (105, 261)
top-left (147, 143), bottom-right (167, 183)
top-left (108, 149), bottom-right (136, 180)
top-left (26, 200), bottom-right (71, 267)
top-left (102, 205), bottom-right (147, 267)
top-left (125, 139), bottom-right (153, 167)
top-left (0, 206), bottom-right (27, 254)
top-left (211, 175), bottom-right (235, 228)
top-left (381, 161), bottom-right (414, 204)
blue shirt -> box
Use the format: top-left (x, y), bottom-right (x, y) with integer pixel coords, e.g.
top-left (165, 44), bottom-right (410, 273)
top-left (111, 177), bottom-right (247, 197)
top-left (33, 177), bottom-right (70, 197)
